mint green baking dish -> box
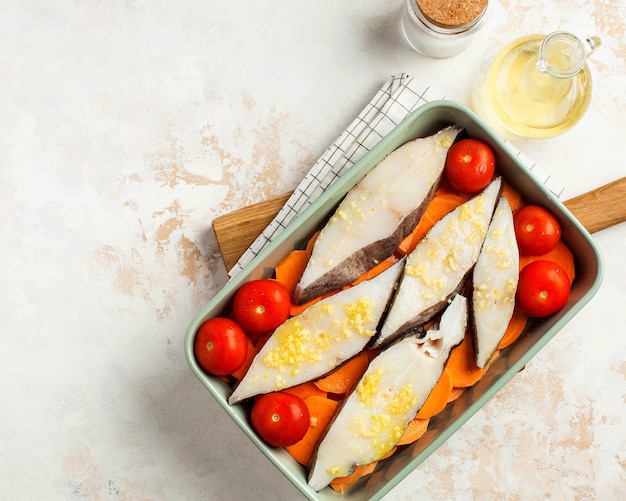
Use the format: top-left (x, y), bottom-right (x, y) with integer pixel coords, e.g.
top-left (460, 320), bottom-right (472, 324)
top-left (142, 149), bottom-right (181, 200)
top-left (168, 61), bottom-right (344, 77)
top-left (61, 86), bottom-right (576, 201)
top-left (184, 101), bottom-right (603, 500)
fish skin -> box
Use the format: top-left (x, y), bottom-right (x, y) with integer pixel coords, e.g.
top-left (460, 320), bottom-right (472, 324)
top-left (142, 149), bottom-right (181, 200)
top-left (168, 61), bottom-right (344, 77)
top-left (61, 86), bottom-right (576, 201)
top-left (472, 196), bottom-right (519, 368)
top-left (374, 177), bottom-right (502, 348)
top-left (307, 294), bottom-right (468, 492)
top-left (294, 126), bottom-right (463, 305)
top-left (228, 259), bottom-right (405, 405)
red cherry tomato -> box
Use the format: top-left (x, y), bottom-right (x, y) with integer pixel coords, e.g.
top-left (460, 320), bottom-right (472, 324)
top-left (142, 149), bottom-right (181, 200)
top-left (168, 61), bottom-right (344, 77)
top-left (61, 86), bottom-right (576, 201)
top-left (444, 139), bottom-right (496, 193)
top-left (194, 317), bottom-right (248, 376)
top-left (233, 279), bottom-right (291, 338)
top-left (516, 260), bottom-right (571, 317)
top-left (514, 205), bottom-right (562, 255)
top-left (251, 392), bottom-right (310, 447)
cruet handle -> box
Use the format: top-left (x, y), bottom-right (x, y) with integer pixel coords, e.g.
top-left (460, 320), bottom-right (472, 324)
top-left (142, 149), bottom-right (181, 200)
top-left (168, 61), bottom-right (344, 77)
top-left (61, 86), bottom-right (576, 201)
top-left (536, 32), bottom-right (601, 78)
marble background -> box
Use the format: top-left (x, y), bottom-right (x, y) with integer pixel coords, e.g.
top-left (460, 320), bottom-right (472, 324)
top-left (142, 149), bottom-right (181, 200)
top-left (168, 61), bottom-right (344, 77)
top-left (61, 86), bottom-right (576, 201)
top-left (2, 1), bottom-right (624, 500)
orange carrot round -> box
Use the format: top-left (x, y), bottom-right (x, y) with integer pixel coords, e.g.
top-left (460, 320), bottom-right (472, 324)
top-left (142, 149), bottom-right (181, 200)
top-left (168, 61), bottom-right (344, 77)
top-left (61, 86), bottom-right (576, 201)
top-left (501, 180), bottom-right (524, 211)
top-left (397, 193), bottom-right (468, 255)
top-left (351, 256), bottom-right (399, 286)
top-left (396, 417), bottom-right (430, 446)
top-left (284, 395), bottom-right (338, 466)
top-left (284, 381), bottom-right (328, 401)
top-left (447, 386), bottom-right (466, 403)
top-left (275, 249), bottom-right (311, 297)
top-left (329, 462), bottom-right (377, 493)
top-left (275, 231), bottom-right (319, 301)
top-left (446, 332), bottom-right (495, 388)
top-left (497, 305), bottom-right (529, 349)
top-left (519, 240), bottom-right (576, 284)
top-left (314, 351), bottom-right (370, 395)
top-left (230, 336), bottom-right (257, 380)
top-left (416, 369), bottom-right (453, 419)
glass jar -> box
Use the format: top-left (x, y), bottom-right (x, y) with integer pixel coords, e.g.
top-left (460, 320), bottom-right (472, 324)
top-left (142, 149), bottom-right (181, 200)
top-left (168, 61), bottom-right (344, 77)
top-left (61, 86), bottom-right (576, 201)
top-left (401, 0), bottom-right (489, 58)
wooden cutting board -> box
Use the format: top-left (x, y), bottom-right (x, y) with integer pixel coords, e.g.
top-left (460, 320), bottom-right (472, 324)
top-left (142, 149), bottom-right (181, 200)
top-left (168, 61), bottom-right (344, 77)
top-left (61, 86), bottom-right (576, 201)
top-left (213, 177), bottom-right (626, 270)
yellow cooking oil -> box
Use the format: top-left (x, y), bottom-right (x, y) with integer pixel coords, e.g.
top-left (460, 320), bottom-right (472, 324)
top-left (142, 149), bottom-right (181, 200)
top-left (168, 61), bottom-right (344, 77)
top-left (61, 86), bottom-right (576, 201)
top-left (486, 33), bottom-right (598, 138)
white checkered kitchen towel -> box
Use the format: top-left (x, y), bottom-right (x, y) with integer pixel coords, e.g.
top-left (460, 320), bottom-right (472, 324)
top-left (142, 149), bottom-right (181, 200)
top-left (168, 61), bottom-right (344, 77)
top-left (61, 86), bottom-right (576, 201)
top-left (229, 72), bottom-right (563, 277)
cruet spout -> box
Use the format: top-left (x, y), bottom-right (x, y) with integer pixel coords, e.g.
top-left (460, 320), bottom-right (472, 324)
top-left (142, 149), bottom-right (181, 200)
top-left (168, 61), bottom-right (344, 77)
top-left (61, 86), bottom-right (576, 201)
top-left (536, 32), bottom-right (601, 78)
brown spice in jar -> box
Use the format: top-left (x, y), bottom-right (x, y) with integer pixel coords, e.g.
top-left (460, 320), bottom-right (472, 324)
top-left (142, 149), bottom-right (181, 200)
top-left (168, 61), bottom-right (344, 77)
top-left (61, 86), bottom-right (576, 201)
top-left (416, 0), bottom-right (488, 28)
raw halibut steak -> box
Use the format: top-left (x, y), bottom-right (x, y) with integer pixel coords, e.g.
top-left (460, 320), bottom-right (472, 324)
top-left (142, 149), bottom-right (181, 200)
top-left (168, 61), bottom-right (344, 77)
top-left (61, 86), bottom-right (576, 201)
top-left (294, 125), bottom-right (463, 305)
top-left (308, 294), bottom-right (468, 491)
top-left (228, 259), bottom-right (404, 404)
top-left (472, 196), bottom-right (519, 368)
top-left (374, 177), bottom-right (502, 347)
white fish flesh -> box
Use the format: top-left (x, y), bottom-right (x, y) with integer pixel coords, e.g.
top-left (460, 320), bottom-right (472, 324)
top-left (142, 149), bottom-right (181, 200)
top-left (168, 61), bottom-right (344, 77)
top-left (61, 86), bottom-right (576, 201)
top-left (307, 294), bottom-right (468, 491)
top-left (472, 196), bottom-right (519, 368)
top-left (374, 177), bottom-right (502, 348)
top-left (228, 259), bottom-right (405, 404)
top-left (294, 126), bottom-right (463, 305)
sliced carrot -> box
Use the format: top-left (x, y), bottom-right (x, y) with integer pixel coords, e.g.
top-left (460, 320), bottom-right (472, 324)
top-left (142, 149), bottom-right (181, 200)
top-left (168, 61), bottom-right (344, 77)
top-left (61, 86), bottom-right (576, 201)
top-left (447, 386), bottom-right (466, 403)
top-left (396, 417), bottom-right (430, 446)
top-left (397, 193), bottom-right (467, 255)
top-left (379, 446), bottom-right (398, 460)
top-left (285, 395), bottom-right (338, 466)
top-left (435, 176), bottom-right (479, 199)
top-left (305, 231), bottom-right (320, 252)
top-left (549, 239), bottom-right (576, 282)
top-left (284, 381), bottom-right (327, 400)
top-left (422, 192), bottom-right (468, 228)
top-left (518, 252), bottom-right (533, 272)
top-left (289, 292), bottom-right (331, 317)
top-left (329, 445), bottom-right (400, 493)
top-left (275, 249), bottom-right (311, 297)
top-left (416, 369), bottom-right (453, 419)
top-left (497, 305), bottom-right (529, 349)
top-left (435, 176), bottom-right (458, 196)
top-left (230, 336), bottom-right (257, 380)
top-left (314, 351), bottom-right (370, 395)
top-left (396, 234), bottom-right (414, 257)
top-left (446, 332), bottom-right (496, 388)
top-left (330, 462), bottom-right (377, 493)
top-left (501, 181), bottom-right (524, 211)
top-left (275, 231), bottom-right (319, 303)
top-left (351, 255), bottom-right (399, 286)
top-left (519, 240), bottom-right (576, 284)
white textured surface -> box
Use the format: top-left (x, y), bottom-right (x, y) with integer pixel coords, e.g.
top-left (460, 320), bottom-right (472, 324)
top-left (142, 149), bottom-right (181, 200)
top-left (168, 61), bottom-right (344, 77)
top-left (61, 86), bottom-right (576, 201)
top-left (2, 1), bottom-right (625, 500)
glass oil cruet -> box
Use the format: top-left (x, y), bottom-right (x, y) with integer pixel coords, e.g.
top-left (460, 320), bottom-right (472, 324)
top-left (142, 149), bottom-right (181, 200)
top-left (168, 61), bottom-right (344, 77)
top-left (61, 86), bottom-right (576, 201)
top-left (486, 31), bottom-right (601, 138)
